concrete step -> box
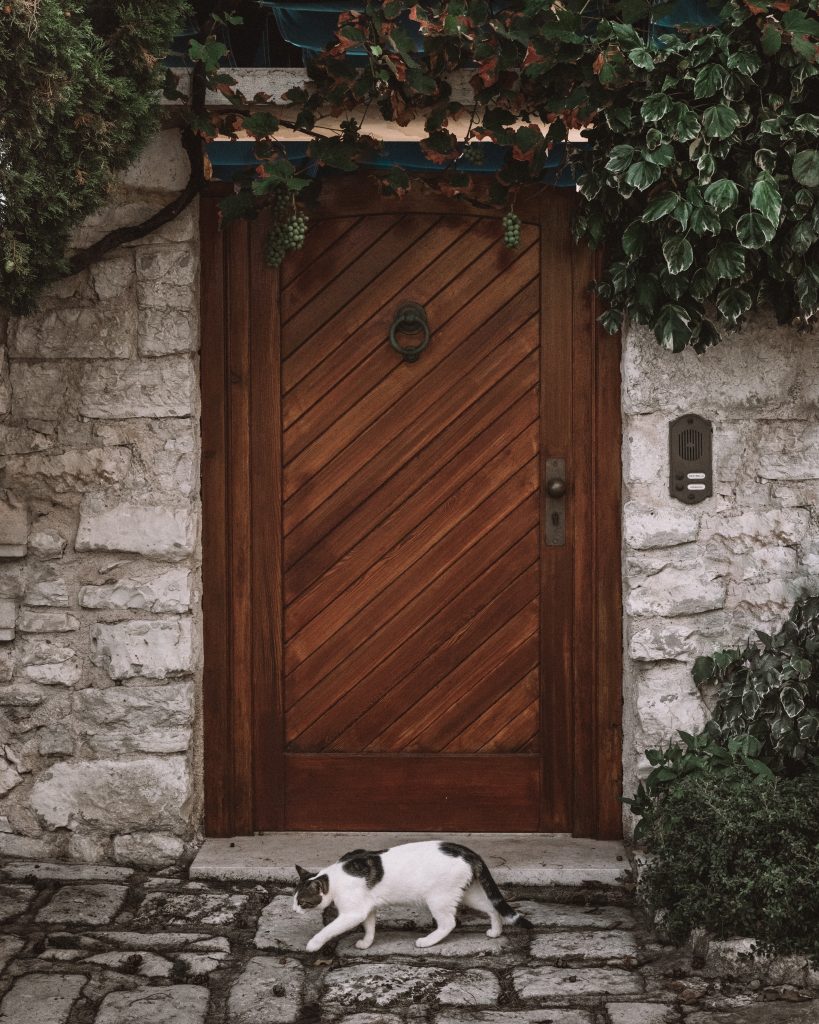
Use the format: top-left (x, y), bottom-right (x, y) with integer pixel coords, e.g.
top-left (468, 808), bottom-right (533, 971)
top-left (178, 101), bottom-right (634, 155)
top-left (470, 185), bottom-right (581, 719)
top-left (190, 832), bottom-right (631, 887)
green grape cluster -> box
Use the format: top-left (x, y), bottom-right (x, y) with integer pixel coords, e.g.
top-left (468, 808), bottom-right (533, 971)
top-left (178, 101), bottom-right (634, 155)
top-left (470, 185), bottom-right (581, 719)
top-left (264, 196), bottom-right (310, 269)
top-left (502, 212), bottom-right (521, 249)
top-left (462, 143), bottom-right (485, 166)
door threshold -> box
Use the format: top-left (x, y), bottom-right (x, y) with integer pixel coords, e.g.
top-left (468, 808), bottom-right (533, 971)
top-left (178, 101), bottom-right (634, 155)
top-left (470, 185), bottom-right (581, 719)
top-left (190, 832), bottom-right (630, 887)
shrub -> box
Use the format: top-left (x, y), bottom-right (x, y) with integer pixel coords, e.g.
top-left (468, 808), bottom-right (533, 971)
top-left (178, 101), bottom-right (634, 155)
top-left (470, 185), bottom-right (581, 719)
top-left (637, 765), bottom-right (819, 960)
top-left (694, 595), bottom-right (819, 773)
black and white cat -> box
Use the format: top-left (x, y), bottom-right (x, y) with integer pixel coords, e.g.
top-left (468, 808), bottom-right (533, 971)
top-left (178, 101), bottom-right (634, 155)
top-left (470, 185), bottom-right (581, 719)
top-left (293, 840), bottom-right (532, 951)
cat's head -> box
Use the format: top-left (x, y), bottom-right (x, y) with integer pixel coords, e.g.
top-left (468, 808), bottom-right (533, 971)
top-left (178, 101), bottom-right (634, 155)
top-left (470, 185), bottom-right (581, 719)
top-left (293, 864), bottom-right (331, 914)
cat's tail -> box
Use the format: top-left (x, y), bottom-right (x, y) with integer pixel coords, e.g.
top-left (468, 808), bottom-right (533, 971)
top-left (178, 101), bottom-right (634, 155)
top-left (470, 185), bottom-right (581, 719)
top-left (475, 858), bottom-right (533, 929)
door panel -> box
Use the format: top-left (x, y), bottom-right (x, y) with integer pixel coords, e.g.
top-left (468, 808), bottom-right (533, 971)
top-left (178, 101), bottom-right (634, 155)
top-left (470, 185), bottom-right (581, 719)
top-left (201, 182), bottom-right (623, 837)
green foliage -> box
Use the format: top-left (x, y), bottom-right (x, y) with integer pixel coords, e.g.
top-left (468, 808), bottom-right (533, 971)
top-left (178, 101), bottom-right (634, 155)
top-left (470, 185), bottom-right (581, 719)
top-left (0, 0), bottom-right (188, 313)
top-left (636, 765), bottom-right (819, 958)
top-left (577, 4), bottom-right (819, 351)
top-left (209, 0), bottom-right (819, 349)
top-left (694, 595), bottom-right (819, 771)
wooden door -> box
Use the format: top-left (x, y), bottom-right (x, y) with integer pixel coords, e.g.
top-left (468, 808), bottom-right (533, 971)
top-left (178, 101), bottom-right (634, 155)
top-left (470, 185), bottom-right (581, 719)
top-left (201, 181), bottom-right (623, 838)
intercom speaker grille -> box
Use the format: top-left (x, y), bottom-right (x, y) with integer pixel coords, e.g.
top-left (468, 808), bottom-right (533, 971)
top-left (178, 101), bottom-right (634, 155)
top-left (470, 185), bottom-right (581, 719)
top-left (678, 427), bottom-right (703, 462)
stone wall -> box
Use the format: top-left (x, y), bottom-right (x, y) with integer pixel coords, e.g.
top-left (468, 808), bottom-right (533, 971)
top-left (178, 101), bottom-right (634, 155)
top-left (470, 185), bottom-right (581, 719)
top-left (621, 321), bottom-right (819, 806)
top-left (0, 132), bottom-right (203, 867)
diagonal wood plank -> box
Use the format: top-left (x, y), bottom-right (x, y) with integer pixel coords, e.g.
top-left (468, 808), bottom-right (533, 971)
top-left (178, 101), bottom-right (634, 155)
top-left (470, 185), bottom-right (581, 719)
top-left (283, 278), bottom-right (540, 533)
top-left (366, 591), bottom-right (540, 752)
top-left (284, 351), bottom-right (539, 568)
top-left (285, 428), bottom-right (538, 657)
top-left (282, 216), bottom-right (488, 404)
top-left (479, 696), bottom-right (540, 752)
top-left (285, 400), bottom-right (538, 633)
top-left (410, 632), bottom-right (540, 752)
top-left (284, 460), bottom-right (539, 712)
top-left (444, 669), bottom-right (540, 752)
top-left (281, 216), bottom-right (361, 289)
top-left (283, 236), bottom-right (538, 499)
top-left (281, 215), bottom-right (400, 327)
top-left (290, 520), bottom-right (539, 749)
top-left (284, 385), bottom-right (538, 597)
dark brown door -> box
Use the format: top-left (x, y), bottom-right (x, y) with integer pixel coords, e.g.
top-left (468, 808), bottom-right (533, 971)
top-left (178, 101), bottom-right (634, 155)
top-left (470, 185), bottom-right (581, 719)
top-left (201, 181), bottom-right (623, 837)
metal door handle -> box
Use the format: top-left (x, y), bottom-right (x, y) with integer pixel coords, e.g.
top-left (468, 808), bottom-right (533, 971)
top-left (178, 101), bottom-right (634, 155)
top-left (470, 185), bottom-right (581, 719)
top-left (545, 458), bottom-right (566, 546)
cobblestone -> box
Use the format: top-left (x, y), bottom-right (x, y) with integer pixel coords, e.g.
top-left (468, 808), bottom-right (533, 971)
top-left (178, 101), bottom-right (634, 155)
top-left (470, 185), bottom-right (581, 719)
top-left (0, 858), bottom-right (817, 1024)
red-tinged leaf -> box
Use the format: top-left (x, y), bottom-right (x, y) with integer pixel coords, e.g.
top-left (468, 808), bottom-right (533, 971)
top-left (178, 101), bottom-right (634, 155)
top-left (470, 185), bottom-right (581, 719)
top-left (523, 42), bottom-right (545, 68)
top-left (420, 129), bottom-right (460, 164)
top-left (386, 54), bottom-right (408, 81)
top-left (744, 1), bottom-right (766, 13)
top-left (475, 56), bottom-right (499, 87)
top-left (593, 51), bottom-right (606, 74)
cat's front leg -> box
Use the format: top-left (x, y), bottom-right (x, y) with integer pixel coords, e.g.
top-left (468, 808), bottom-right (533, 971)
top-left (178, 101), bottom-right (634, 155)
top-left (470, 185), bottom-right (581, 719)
top-left (306, 911), bottom-right (368, 953)
top-left (354, 910), bottom-right (376, 950)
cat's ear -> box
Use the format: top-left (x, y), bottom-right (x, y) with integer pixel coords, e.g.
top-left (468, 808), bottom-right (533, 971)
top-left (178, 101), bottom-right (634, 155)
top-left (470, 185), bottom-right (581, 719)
top-left (295, 865), bottom-right (314, 883)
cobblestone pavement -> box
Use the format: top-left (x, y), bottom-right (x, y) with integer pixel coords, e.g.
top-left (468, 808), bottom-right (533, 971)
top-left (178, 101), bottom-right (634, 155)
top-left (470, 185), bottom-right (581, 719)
top-left (1, 859), bottom-right (818, 1024)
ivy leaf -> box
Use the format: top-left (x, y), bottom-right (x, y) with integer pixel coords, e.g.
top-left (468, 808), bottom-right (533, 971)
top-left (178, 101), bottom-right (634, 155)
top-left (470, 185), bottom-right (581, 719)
top-left (625, 160), bottom-right (662, 190)
top-left (605, 144), bottom-right (636, 173)
top-left (654, 304), bottom-right (693, 351)
top-left (736, 211), bottom-right (776, 248)
top-left (692, 655), bottom-right (715, 684)
top-left (622, 220), bottom-right (649, 255)
top-left (703, 178), bottom-right (739, 212)
top-left (642, 193), bottom-right (680, 222)
top-left (793, 114), bottom-right (819, 136)
top-left (693, 64), bottom-right (726, 99)
top-left (641, 93), bottom-right (672, 122)
top-left (782, 10), bottom-right (819, 35)
top-left (702, 104), bottom-right (741, 140)
top-left (663, 235), bottom-right (694, 274)
top-left (751, 172), bottom-right (782, 225)
top-left (690, 204), bottom-right (721, 235)
top-left (790, 222), bottom-right (818, 255)
top-left (761, 25), bottom-right (782, 55)
top-left (716, 285), bottom-right (752, 322)
top-left (781, 686), bottom-right (806, 719)
top-left (793, 151), bottom-right (819, 188)
top-left (599, 308), bottom-right (624, 333)
top-left (727, 50), bottom-right (760, 75)
top-left (628, 46), bottom-right (655, 69)
top-left (645, 142), bottom-right (675, 167)
top-left (672, 104), bottom-right (701, 142)
top-left (708, 241), bottom-right (745, 280)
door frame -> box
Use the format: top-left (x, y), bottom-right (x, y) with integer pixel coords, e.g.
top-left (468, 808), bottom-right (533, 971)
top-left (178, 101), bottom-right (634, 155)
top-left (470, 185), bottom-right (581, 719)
top-left (199, 179), bottom-right (623, 839)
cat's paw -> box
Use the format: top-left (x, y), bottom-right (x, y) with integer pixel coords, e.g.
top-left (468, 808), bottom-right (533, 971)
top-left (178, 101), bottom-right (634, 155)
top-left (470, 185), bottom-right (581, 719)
top-left (486, 927), bottom-right (502, 938)
top-left (305, 937), bottom-right (324, 953)
top-left (415, 935), bottom-right (439, 948)
top-left (354, 938), bottom-right (373, 950)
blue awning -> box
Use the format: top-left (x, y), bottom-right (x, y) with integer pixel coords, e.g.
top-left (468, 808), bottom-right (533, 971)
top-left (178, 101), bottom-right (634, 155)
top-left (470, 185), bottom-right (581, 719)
top-left (262, 2), bottom-right (424, 55)
top-left (208, 140), bottom-right (579, 187)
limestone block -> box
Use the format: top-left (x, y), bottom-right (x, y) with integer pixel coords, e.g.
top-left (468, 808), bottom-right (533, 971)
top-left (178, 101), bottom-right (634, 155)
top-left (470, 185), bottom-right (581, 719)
top-left (136, 245), bottom-right (197, 312)
top-left (437, 969), bottom-right (501, 1007)
top-left (0, 756), bottom-right (21, 796)
top-left (29, 530), bottom-right (67, 559)
top-left (90, 254), bottom-right (135, 301)
top-left (635, 663), bottom-right (707, 748)
top-left (25, 661), bottom-right (81, 687)
top-left (512, 966), bottom-right (643, 999)
top-left (0, 883), bottom-right (35, 922)
top-left (38, 726), bottom-right (75, 756)
top-left (757, 421), bottom-right (819, 480)
top-left (74, 199), bottom-right (197, 249)
top-left (30, 755), bottom-right (192, 833)
top-left (0, 598), bottom-right (14, 642)
top-left (80, 568), bottom-right (191, 613)
top-left (0, 832), bottom-right (54, 859)
top-left (229, 958), bottom-right (304, 1022)
top-left (113, 832), bottom-right (185, 867)
top-left (254, 894), bottom-right (318, 951)
top-left (74, 681), bottom-right (193, 754)
top-left (0, 972), bottom-right (87, 1024)
top-left (76, 498), bottom-right (196, 560)
top-left (139, 306), bottom-right (198, 355)
top-left (36, 883), bottom-right (128, 925)
top-left (22, 639), bottom-right (75, 665)
top-left (136, 891), bottom-right (248, 928)
top-left (2, 447), bottom-right (132, 497)
top-left (0, 683), bottom-right (44, 707)
top-left (0, 936), bottom-right (24, 973)
top-left (323, 963), bottom-right (446, 1009)
top-left (701, 508), bottom-right (810, 552)
top-left (531, 930), bottom-right (638, 961)
top-left (67, 833), bottom-right (107, 863)
top-left (623, 502), bottom-right (700, 550)
top-left (18, 610), bottom-right (79, 633)
top-left (9, 302), bottom-right (136, 359)
top-left (623, 319), bottom-right (819, 417)
top-left (0, 649), bottom-right (12, 680)
top-left (0, 423), bottom-right (55, 456)
top-left (0, 501), bottom-right (27, 558)
top-left (628, 614), bottom-right (730, 662)
top-left (79, 356), bottom-right (196, 418)
top-left (121, 130), bottom-right (192, 193)
top-left (606, 1005), bottom-right (679, 1024)
top-left (0, 347), bottom-right (9, 419)
top-left (95, 986), bottom-right (210, 1024)
top-left (25, 577), bottom-right (69, 607)
top-left (10, 361), bottom-right (83, 420)
top-left (438, 1013), bottom-right (594, 1024)
top-left (626, 567), bottom-right (726, 618)
top-left (91, 619), bottom-right (194, 680)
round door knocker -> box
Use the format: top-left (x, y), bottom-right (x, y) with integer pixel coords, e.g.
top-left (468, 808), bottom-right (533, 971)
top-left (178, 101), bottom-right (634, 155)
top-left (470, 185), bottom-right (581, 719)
top-left (389, 302), bottom-right (430, 363)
